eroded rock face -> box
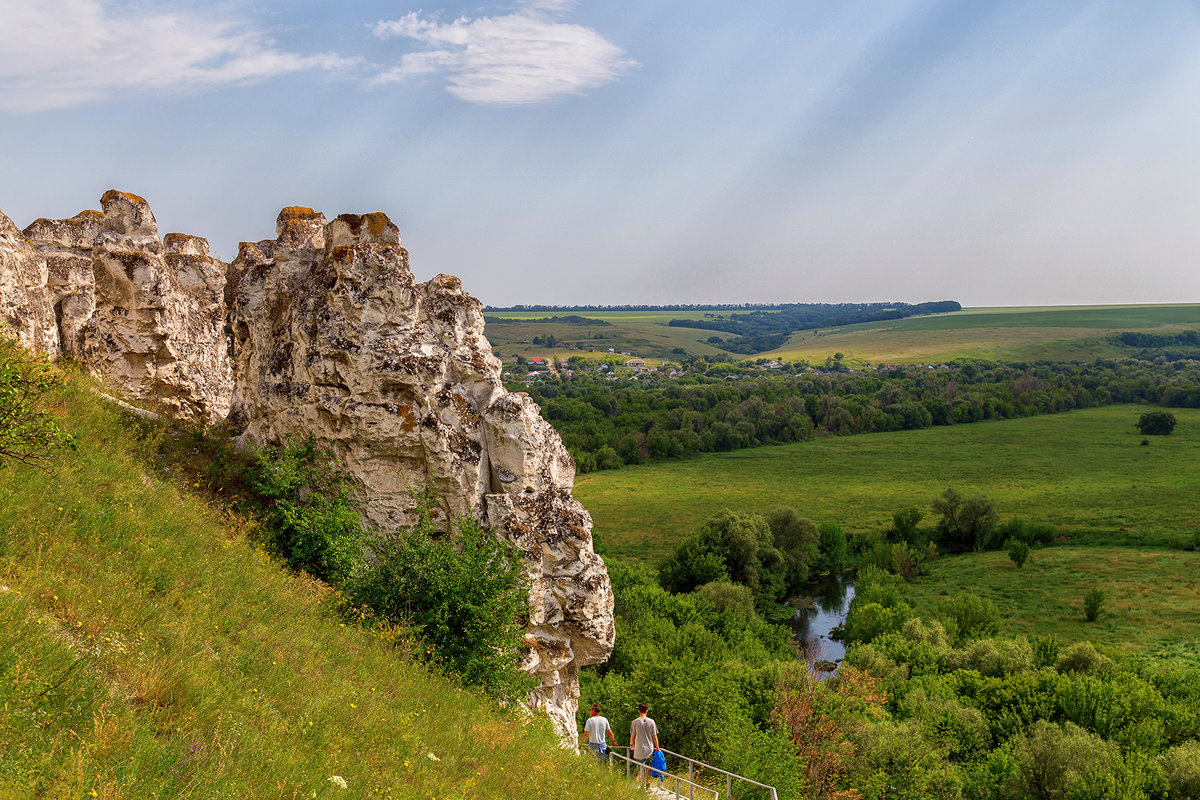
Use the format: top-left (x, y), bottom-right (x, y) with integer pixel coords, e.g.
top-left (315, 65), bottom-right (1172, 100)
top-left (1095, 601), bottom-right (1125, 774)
top-left (1, 191), bottom-right (615, 740)
top-left (23, 210), bottom-right (101, 358)
top-left (229, 207), bottom-right (615, 738)
top-left (18, 191), bottom-right (232, 424)
top-left (0, 210), bottom-right (58, 354)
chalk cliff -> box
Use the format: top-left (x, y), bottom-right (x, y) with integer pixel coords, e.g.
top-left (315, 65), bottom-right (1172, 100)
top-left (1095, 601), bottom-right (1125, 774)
top-left (18, 191), bottom-right (231, 424)
top-left (0, 191), bottom-right (614, 740)
top-left (227, 207), bottom-right (614, 738)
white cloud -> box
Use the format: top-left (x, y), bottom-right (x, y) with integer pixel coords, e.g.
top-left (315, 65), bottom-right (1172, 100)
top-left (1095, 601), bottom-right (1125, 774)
top-left (372, 4), bottom-right (636, 105)
top-left (0, 0), bottom-right (352, 112)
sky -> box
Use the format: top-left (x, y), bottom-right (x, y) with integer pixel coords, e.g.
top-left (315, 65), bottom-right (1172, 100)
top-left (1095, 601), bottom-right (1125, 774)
top-left (2, 0), bottom-right (1199, 308)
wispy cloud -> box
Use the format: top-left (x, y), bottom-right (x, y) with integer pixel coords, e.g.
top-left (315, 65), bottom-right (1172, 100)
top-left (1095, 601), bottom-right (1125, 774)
top-left (372, 3), bottom-right (637, 105)
top-left (0, 0), bottom-right (352, 112)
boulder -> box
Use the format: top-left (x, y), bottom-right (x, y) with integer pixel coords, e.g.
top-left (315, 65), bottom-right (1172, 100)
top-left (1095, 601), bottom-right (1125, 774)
top-left (0, 210), bottom-right (58, 354)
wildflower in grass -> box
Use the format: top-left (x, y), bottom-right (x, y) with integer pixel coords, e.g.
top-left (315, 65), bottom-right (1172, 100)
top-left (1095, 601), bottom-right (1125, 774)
top-left (328, 775), bottom-right (348, 789)
top-left (427, 753), bottom-right (439, 761)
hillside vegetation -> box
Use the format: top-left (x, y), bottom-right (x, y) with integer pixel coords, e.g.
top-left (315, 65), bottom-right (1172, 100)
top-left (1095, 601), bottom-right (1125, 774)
top-left (0, 363), bottom-right (644, 800)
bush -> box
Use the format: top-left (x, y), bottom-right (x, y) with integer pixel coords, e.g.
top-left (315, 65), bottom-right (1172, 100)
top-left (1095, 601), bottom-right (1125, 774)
top-left (937, 592), bottom-right (1001, 645)
top-left (1137, 409), bottom-right (1177, 436)
top-left (251, 434), bottom-right (364, 584)
top-left (0, 336), bottom-right (74, 468)
top-left (948, 637), bottom-right (1034, 678)
top-left (889, 541), bottom-right (927, 579)
top-left (1055, 642), bottom-right (1114, 675)
top-left (1007, 538), bottom-right (1030, 568)
top-left (1031, 634), bottom-right (1061, 669)
top-left (814, 523), bottom-right (849, 575)
top-left (1001, 720), bottom-right (1121, 800)
top-left (349, 493), bottom-right (532, 701)
top-left (996, 518), bottom-right (1056, 547)
top-left (1083, 586), bottom-right (1106, 622)
top-left (1160, 740), bottom-right (1200, 799)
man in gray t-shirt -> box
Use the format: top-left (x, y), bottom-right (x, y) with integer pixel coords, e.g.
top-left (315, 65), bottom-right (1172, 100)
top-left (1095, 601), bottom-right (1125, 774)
top-left (580, 704), bottom-right (615, 757)
top-left (629, 703), bottom-right (660, 784)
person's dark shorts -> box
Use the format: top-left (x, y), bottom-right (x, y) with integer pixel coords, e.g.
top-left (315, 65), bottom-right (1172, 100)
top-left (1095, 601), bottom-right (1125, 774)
top-left (587, 742), bottom-right (608, 758)
top-left (638, 755), bottom-right (654, 767)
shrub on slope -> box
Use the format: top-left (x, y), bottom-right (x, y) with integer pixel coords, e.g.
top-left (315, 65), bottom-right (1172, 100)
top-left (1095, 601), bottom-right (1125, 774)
top-left (0, 360), bottom-right (642, 799)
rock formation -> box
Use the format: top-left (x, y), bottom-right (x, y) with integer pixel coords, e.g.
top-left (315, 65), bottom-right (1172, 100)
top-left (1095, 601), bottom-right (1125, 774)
top-left (0, 210), bottom-right (58, 355)
top-left (227, 207), bottom-right (615, 738)
top-left (0, 191), bottom-right (615, 740)
top-left (19, 191), bottom-right (232, 424)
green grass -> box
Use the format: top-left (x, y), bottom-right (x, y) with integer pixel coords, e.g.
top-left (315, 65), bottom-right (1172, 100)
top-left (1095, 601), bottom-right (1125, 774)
top-left (765, 304), bottom-right (1200, 365)
top-left (575, 405), bottom-right (1200, 563)
top-left (905, 546), bottom-right (1200, 656)
top-left (0, 370), bottom-right (646, 800)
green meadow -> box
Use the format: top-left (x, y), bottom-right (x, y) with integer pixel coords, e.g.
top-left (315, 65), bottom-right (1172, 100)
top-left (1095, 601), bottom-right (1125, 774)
top-left (765, 303), bottom-right (1200, 365)
top-left (575, 404), bottom-right (1200, 563)
top-left (904, 546), bottom-right (1200, 656)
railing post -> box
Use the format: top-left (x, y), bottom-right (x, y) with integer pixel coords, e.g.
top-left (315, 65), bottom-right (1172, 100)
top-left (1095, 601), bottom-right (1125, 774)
top-left (726, 773), bottom-right (732, 799)
top-left (689, 760), bottom-right (694, 800)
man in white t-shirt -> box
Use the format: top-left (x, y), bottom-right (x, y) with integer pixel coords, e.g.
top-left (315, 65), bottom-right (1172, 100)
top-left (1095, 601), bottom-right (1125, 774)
top-left (629, 703), bottom-right (660, 785)
top-left (580, 704), bottom-right (615, 758)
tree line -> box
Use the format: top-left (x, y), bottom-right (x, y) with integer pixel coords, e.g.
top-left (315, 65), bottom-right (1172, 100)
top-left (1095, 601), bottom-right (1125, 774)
top-left (516, 358), bottom-right (1200, 472)
top-left (667, 301), bottom-right (963, 354)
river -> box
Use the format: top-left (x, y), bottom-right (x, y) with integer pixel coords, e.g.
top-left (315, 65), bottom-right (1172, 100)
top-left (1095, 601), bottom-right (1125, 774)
top-left (789, 573), bottom-right (855, 667)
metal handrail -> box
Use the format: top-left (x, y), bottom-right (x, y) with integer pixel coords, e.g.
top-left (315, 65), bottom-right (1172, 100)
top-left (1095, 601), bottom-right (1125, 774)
top-left (658, 747), bottom-right (778, 800)
top-left (603, 746), bottom-right (719, 799)
top-left (602, 746), bottom-right (777, 800)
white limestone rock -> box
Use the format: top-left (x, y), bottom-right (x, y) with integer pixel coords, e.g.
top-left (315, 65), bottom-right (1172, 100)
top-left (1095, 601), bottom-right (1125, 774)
top-left (0, 210), bottom-right (58, 354)
top-left (229, 207), bottom-right (615, 739)
top-left (23, 210), bottom-right (101, 357)
top-left (16, 191), bottom-right (232, 424)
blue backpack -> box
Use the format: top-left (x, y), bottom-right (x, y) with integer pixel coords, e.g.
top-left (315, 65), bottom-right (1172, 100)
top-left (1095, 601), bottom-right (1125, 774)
top-left (650, 750), bottom-right (666, 780)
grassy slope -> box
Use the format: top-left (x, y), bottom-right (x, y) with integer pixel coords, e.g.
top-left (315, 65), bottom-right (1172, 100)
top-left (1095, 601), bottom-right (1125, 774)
top-left (575, 405), bottom-right (1200, 563)
top-left (0, 372), bottom-right (644, 800)
top-left (763, 304), bottom-right (1200, 365)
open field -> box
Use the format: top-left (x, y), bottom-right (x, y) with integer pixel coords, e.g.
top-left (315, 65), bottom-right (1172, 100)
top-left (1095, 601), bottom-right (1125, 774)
top-left (764, 304), bottom-right (1200, 365)
top-left (574, 405), bottom-right (1200, 563)
top-left (906, 546), bottom-right (1200, 655)
top-left (484, 310), bottom-right (729, 361)
top-left (484, 303), bottom-right (1200, 365)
